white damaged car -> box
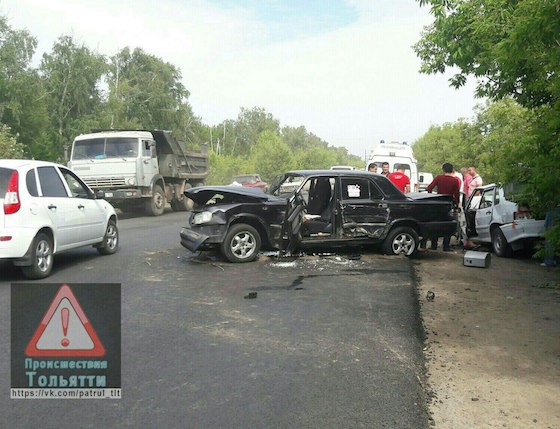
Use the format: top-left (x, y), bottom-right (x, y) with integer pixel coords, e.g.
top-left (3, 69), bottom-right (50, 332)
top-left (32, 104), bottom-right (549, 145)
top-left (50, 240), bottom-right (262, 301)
top-left (462, 183), bottom-right (544, 257)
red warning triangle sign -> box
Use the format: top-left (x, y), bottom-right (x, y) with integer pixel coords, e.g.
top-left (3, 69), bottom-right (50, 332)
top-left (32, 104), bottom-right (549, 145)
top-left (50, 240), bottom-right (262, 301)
top-left (25, 284), bottom-right (106, 357)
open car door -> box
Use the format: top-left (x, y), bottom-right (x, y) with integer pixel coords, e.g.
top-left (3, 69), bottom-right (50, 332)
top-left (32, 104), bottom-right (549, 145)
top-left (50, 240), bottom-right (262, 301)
top-left (280, 191), bottom-right (305, 254)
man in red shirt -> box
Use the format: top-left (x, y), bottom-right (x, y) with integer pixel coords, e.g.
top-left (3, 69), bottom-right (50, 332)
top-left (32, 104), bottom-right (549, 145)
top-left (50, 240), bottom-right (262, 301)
top-left (420, 163), bottom-right (461, 252)
top-left (388, 165), bottom-right (410, 193)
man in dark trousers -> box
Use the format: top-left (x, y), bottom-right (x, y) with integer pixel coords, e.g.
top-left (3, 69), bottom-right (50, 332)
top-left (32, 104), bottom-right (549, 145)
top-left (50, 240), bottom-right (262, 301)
top-left (420, 163), bottom-right (461, 251)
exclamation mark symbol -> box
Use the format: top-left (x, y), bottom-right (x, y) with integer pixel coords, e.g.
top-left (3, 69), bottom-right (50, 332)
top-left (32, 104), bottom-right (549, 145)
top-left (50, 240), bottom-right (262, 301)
top-left (61, 307), bottom-right (70, 347)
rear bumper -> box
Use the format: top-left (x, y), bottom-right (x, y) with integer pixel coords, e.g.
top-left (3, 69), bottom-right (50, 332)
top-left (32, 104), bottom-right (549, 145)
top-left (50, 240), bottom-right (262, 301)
top-left (0, 227), bottom-right (38, 259)
top-left (500, 220), bottom-right (545, 243)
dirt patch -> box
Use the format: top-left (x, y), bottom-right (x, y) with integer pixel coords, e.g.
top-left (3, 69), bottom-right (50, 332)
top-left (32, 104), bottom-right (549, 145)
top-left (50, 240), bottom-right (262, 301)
top-left (414, 243), bottom-right (560, 428)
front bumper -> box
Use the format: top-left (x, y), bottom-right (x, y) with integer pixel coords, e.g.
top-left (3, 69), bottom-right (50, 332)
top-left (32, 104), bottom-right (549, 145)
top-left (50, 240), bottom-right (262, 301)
top-left (180, 224), bottom-right (228, 252)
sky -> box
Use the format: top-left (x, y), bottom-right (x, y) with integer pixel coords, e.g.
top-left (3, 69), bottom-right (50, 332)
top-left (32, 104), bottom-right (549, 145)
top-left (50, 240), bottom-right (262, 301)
top-left (0, 0), bottom-right (482, 158)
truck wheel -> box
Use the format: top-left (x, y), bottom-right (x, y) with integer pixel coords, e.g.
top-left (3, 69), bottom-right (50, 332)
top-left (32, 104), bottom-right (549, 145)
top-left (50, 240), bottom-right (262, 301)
top-left (491, 227), bottom-right (512, 257)
top-left (221, 224), bottom-right (261, 263)
top-left (382, 226), bottom-right (418, 257)
top-left (170, 196), bottom-right (194, 212)
top-left (97, 220), bottom-right (119, 255)
top-left (145, 185), bottom-right (166, 216)
top-left (21, 233), bottom-right (54, 279)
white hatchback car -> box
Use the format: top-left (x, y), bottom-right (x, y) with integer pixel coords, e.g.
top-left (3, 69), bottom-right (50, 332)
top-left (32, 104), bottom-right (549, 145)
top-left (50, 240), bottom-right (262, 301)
top-left (0, 159), bottom-right (119, 279)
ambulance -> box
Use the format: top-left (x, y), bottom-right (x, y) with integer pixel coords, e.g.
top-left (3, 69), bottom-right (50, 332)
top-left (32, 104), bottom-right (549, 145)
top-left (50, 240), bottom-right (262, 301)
top-left (365, 140), bottom-right (418, 192)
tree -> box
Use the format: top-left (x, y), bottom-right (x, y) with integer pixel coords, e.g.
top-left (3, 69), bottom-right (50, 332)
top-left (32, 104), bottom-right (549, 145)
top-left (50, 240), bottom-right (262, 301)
top-left (230, 107), bottom-right (280, 157)
top-left (107, 47), bottom-right (200, 144)
top-left (248, 131), bottom-right (292, 181)
top-left (0, 124), bottom-right (25, 158)
top-left (415, 0), bottom-right (560, 107)
top-left (0, 16), bottom-right (49, 159)
top-left (40, 36), bottom-right (107, 158)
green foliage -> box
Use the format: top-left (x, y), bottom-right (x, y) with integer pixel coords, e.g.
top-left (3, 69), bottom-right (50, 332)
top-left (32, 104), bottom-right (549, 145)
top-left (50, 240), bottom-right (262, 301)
top-left (416, 0), bottom-right (560, 258)
top-left (40, 36), bottom-right (108, 158)
top-left (248, 131), bottom-right (293, 182)
top-left (0, 124), bottom-right (25, 158)
top-left (416, 0), bottom-right (560, 108)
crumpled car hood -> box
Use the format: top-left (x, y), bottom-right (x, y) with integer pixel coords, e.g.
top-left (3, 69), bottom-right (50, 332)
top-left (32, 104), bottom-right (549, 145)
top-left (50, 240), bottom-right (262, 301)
top-left (185, 186), bottom-right (282, 206)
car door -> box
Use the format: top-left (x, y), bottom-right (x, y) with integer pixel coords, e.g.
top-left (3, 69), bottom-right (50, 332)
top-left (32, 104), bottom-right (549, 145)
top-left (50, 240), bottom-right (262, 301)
top-left (339, 176), bottom-right (389, 238)
top-left (36, 166), bottom-right (76, 248)
top-left (139, 138), bottom-right (158, 186)
top-left (474, 187), bottom-right (496, 242)
top-left (281, 190), bottom-right (306, 253)
top-left (58, 166), bottom-right (106, 243)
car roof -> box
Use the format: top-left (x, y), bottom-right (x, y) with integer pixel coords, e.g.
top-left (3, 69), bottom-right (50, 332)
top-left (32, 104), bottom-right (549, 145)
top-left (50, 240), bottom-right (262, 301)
top-left (0, 159), bottom-right (62, 169)
top-left (473, 183), bottom-right (498, 191)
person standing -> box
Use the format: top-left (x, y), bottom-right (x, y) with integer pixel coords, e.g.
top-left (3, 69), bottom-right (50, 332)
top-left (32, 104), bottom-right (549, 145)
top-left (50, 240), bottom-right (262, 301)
top-left (467, 166), bottom-right (483, 197)
top-left (368, 163), bottom-right (378, 173)
top-left (420, 163), bottom-right (461, 252)
top-left (461, 167), bottom-right (472, 202)
top-left (381, 162), bottom-right (390, 176)
top-left (388, 165), bottom-right (410, 193)
top-left (453, 168), bottom-right (464, 205)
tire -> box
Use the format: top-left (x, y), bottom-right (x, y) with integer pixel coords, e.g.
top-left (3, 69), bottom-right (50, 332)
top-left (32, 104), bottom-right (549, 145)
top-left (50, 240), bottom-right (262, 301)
top-left (21, 233), bottom-right (54, 279)
top-left (220, 223), bottom-right (261, 263)
top-left (382, 226), bottom-right (419, 256)
top-left (145, 184), bottom-right (166, 216)
top-left (97, 220), bottom-right (119, 255)
top-left (491, 227), bottom-right (512, 257)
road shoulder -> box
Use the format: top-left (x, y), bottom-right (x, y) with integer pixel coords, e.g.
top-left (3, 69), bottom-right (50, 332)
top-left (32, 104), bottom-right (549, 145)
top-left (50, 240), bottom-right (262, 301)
top-left (414, 248), bottom-right (560, 429)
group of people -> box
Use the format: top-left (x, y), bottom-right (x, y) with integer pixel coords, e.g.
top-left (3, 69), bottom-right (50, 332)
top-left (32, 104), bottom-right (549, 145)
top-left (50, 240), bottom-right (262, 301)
top-left (420, 163), bottom-right (483, 252)
top-left (368, 162), bottom-right (411, 193)
top-left (368, 160), bottom-right (484, 251)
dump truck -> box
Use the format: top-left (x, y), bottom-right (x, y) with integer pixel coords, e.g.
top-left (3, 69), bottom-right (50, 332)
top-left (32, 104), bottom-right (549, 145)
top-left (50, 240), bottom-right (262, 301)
top-left (68, 129), bottom-right (208, 216)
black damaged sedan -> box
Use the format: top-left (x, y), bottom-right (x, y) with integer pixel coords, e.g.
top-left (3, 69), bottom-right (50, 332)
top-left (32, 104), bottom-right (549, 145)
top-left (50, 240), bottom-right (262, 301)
top-left (180, 170), bottom-right (457, 262)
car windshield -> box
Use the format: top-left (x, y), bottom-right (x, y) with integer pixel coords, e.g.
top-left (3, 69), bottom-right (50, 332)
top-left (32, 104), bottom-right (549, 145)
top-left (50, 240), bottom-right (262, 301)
top-left (72, 138), bottom-right (139, 160)
top-left (269, 173), bottom-right (305, 197)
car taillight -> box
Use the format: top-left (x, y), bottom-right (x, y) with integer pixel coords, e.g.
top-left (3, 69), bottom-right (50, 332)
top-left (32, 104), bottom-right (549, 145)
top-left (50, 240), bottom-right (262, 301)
top-left (4, 170), bottom-right (20, 215)
top-left (514, 210), bottom-right (532, 220)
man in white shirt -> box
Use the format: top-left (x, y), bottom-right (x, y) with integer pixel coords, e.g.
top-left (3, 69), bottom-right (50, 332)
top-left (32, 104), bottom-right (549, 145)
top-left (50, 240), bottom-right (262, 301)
top-left (467, 166), bottom-right (483, 197)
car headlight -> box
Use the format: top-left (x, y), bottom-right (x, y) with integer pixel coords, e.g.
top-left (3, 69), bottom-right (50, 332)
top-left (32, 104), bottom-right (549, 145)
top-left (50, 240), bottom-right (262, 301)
top-left (126, 177), bottom-right (136, 186)
top-left (193, 211), bottom-right (213, 225)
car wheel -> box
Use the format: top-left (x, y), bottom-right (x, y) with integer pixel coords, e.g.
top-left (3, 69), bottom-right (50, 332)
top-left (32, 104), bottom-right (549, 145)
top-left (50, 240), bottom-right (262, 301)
top-left (491, 227), bottom-right (512, 257)
top-left (145, 185), bottom-right (166, 216)
top-left (382, 226), bottom-right (419, 256)
top-left (97, 220), bottom-right (119, 255)
top-left (221, 224), bottom-right (261, 263)
top-left (21, 233), bottom-right (54, 279)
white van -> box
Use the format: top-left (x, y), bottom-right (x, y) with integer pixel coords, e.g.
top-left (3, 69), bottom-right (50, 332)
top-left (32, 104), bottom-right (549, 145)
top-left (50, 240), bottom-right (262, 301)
top-left (418, 172), bottom-right (434, 192)
top-left (366, 141), bottom-right (418, 192)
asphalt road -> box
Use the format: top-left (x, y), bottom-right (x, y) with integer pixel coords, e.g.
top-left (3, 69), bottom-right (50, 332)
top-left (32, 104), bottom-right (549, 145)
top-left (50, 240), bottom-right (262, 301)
top-left (1, 210), bottom-right (429, 429)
